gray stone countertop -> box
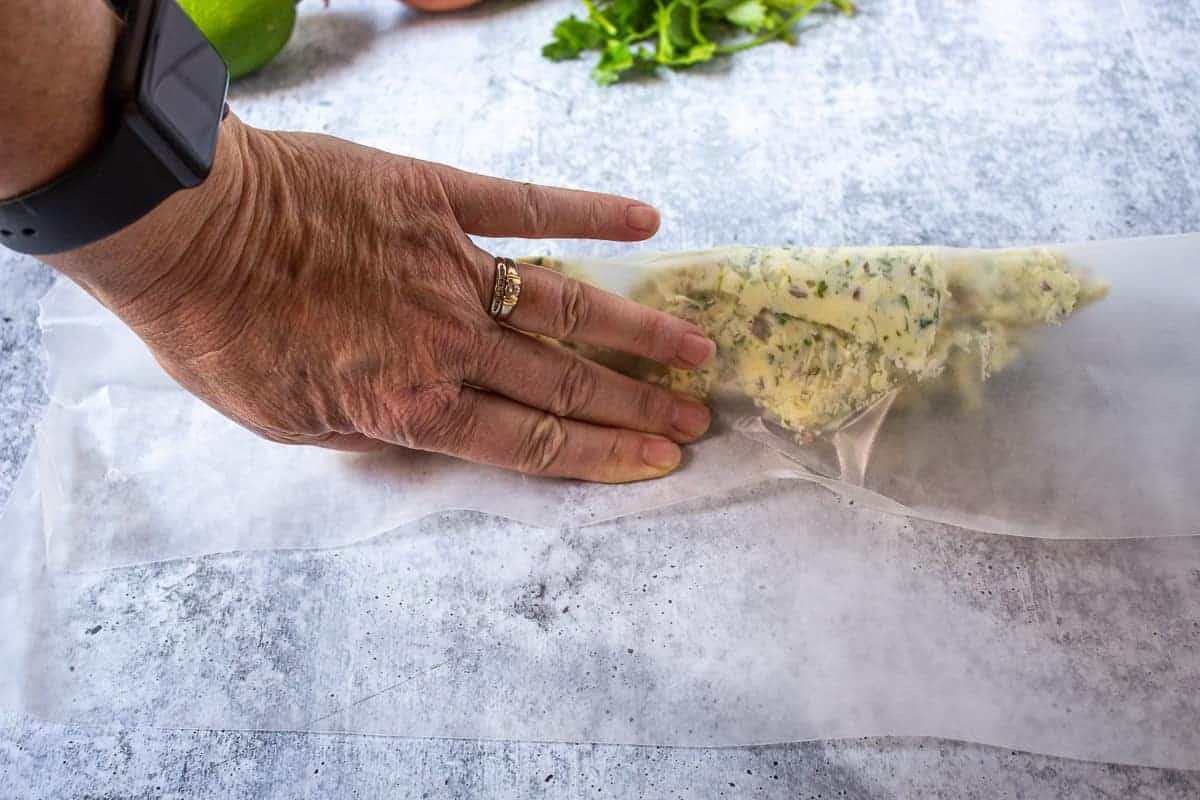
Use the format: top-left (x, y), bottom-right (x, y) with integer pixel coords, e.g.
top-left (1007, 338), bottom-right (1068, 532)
top-left (2, 0), bottom-right (1199, 796)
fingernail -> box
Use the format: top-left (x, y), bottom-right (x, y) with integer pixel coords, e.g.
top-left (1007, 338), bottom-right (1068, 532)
top-left (676, 332), bottom-right (716, 369)
top-left (641, 437), bottom-right (681, 471)
top-left (672, 400), bottom-right (711, 439)
top-left (625, 204), bottom-right (660, 234)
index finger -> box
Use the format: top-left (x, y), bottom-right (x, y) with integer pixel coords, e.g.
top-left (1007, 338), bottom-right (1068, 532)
top-left (436, 165), bottom-right (661, 241)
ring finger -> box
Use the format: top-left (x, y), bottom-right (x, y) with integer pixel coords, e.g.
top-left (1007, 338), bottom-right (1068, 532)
top-left (483, 253), bottom-right (716, 370)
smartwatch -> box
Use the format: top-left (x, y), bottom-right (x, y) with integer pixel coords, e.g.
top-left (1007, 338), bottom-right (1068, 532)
top-left (0, 0), bottom-right (230, 256)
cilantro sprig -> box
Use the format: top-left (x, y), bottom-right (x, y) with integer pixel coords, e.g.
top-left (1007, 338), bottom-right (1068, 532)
top-left (543, 0), bottom-right (855, 85)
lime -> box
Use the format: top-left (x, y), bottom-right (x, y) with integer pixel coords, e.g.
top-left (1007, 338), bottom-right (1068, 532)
top-left (178, 0), bottom-right (297, 80)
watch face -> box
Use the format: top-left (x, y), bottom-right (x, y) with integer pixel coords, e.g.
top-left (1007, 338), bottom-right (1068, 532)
top-left (139, 0), bottom-right (229, 176)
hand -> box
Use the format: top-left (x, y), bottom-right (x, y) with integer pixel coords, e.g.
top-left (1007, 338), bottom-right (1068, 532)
top-left (50, 116), bottom-right (715, 483)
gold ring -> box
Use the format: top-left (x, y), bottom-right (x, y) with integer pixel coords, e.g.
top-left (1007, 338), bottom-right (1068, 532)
top-left (490, 257), bottom-right (523, 321)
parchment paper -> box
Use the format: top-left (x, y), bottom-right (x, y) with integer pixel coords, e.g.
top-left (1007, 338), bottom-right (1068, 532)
top-left (34, 234), bottom-right (1200, 571)
top-left (2, 454), bottom-right (1198, 768)
top-left (5, 231), bottom-right (1200, 765)
top-left (554, 234), bottom-right (1200, 541)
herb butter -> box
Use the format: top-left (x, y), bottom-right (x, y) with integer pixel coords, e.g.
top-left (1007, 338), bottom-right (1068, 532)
top-left (534, 247), bottom-right (1107, 435)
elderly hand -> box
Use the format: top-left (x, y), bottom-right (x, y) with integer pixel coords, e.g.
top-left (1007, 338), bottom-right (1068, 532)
top-left (50, 116), bottom-right (715, 483)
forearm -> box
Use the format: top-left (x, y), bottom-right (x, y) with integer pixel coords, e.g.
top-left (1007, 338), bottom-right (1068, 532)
top-left (0, 0), bottom-right (118, 198)
top-left (0, 0), bottom-right (251, 314)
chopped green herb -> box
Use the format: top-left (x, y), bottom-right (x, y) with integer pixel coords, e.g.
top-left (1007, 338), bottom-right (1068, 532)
top-left (815, 279), bottom-right (828, 298)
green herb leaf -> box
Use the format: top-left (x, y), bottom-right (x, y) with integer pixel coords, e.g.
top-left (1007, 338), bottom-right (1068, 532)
top-left (582, 0), bottom-right (620, 35)
top-left (611, 0), bottom-right (657, 32)
top-left (542, 15), bottom-right (605, 61)
top-left (725, 0), bottom-right (766, 32)
top-left (545, 0), bottom-right (855, 84)
top-left (591, 39), bottom-right (636, 85)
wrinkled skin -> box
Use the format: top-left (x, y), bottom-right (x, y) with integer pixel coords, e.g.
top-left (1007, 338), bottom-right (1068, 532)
top-left (49, 117), bottom-right (715, 482)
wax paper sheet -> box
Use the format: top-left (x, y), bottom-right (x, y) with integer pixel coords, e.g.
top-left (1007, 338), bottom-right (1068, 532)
top-left (33, 234), bottom-right (1200, 571)
top-left (2, 454), bottom-right (1199, 768)
top-left (550, 234), bottom-right (1200, 541)
top-left (34, 277), bottom-right (794, 569)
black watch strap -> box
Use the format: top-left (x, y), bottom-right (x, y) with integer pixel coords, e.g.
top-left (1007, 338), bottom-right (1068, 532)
top-left (0, 106), bottom-right (229, 256)
top-left (0, 124), bottom-right (182, 255)
top-left (0, 0), bottom-right (229, 256)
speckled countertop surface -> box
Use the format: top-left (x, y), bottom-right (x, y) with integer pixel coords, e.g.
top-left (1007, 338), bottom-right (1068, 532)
top-left (2, 0), bottom-right (1199, 796)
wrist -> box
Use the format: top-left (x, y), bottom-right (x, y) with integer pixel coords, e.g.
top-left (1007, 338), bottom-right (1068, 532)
top-left (45, 114), bottom-right (254, 316)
